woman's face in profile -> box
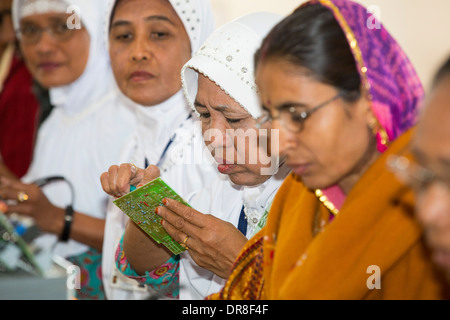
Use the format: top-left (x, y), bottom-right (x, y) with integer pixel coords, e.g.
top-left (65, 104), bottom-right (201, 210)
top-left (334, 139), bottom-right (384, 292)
top-left (411, 76), bottom-right (450, 280)
top-left (256, 58), bottom-right (377, 194)
top-left (109, 0), bottom-right (191, 106)
top-left (19, 12), bottom-right (90, 88)
top-left (195, 74), bottom-right (274, 187)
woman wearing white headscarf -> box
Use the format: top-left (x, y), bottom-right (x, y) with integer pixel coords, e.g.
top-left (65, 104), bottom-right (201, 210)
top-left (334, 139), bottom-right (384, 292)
top-left (2, 0), bottom-right (137, 299)
top-left (102, 12), bottom-right (289, 300)
top-left (177, 12), bottom-right (289, 299)
top-left (100, 0), bottom-right (218, 300)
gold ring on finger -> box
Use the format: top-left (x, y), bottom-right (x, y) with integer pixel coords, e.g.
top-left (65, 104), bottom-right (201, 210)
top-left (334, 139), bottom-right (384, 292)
top-left (180, 235), bottom-right (189, 250)
top-left (17, 191), bottom-right (29, 203)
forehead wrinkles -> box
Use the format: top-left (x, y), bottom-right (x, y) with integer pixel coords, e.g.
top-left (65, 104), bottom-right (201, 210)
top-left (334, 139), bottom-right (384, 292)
top-left (196, 78), bottom-right (248, 116)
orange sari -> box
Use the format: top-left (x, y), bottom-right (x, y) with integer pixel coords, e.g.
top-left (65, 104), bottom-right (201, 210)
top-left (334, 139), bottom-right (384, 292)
top-left (209, 129), bottom-right (450, 299)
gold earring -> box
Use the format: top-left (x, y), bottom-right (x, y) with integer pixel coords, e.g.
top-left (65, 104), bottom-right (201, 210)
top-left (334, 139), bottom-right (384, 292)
top-left (368, 116), bottom-right (377, 132)
top-left (378, 126), bottom-right (389, 147)
top-left (368, 115), bottom-right (389, 147)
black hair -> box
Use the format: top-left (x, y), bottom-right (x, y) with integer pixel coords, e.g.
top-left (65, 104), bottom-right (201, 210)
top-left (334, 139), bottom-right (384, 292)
top-left (255, 3), bottom-right (361, 102)
top-left (433, 55), bottom-right (450, 87)
top-left (109, 0), bottom-right (123, 31)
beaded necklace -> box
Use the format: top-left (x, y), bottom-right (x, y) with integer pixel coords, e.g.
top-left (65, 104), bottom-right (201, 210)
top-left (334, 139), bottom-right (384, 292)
top-left (315, 189), bottom-right (339, 216)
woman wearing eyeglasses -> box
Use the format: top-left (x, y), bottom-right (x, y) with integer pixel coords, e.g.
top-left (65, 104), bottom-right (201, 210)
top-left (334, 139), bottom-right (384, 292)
top-left (210, 0), bottom-right (450, 300)
top-left (0, 0), bottom-right (136, 299)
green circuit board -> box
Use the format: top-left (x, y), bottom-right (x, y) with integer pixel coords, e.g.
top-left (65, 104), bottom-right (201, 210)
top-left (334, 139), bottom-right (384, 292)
top-left (113, 178), bottom-right (188, 255)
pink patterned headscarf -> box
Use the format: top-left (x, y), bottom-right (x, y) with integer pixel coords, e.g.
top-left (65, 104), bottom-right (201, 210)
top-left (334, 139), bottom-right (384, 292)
top-left (299, 0), bottom-right (425, 212)
top-left (307, 0), bottom-right (424, 153)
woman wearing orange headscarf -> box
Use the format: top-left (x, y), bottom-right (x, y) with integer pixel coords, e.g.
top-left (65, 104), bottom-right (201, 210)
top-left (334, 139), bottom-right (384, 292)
top-left (210, 0), bottom-right (450, 299)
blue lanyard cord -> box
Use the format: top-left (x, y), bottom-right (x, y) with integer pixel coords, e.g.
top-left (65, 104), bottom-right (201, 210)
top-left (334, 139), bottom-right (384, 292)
top-left (137, 126), bottom-right (180, 191)
top-left (139, 113), bottom-right (193, 191)
top-left (155, 113), bottom-right (193, 168)
top-left (156, 134), bottom-right (176, 168)
top-left (237, 205), bottom-right (248, 236)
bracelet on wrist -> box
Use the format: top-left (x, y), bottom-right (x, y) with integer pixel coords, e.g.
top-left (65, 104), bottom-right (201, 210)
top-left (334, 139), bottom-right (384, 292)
top-left (60, 205), bottom-right (74, 242)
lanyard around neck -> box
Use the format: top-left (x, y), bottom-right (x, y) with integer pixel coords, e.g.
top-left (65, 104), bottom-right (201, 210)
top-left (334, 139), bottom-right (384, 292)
top-left (144, 113), bottom-right (193, 169)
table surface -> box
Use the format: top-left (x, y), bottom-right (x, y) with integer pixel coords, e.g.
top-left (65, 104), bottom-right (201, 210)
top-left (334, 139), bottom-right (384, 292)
top-left (0, 268), bottom-right (69, 300)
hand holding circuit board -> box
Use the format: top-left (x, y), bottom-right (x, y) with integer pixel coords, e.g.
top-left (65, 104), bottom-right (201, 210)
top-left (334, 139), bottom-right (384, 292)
top-left (104, 163), bottom-right (248, 278)
top-left (113, 177), bottom-right (190, 255)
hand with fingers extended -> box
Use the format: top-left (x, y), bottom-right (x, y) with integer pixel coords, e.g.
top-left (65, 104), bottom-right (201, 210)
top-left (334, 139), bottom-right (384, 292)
top-left (0, 176), bottom-right (65, 234)
top-left (100, 163), bottom-right (161, 198)
top-left (156, 197), bottom-right (248, 279)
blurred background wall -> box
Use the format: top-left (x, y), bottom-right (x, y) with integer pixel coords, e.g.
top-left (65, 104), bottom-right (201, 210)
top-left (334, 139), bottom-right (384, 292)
top-left (210, 0), bottom-right (450, 93)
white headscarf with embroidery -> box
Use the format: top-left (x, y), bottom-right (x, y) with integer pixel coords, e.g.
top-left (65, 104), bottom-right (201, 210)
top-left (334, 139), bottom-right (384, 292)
top-left (103, 0), bottom-right (215, 168)
top-left (182, 12), bottom-right (283, 120)
top-left (101, 0), bottom-right (217, 300)
top-left (179, 12), bottom-right (286, 300)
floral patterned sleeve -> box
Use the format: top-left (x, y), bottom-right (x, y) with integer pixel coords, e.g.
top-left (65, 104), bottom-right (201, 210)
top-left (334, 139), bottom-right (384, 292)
top-left (115, 234), bottom-right (180, 299)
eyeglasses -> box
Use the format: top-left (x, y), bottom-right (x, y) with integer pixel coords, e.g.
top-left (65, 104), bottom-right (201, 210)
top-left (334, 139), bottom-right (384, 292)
top-left (18, 21), bottom-right (79, 45)
top-left (387, 155), bottom-right (450, 192)
top-left (255, 93), bottom-right (342, 133)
